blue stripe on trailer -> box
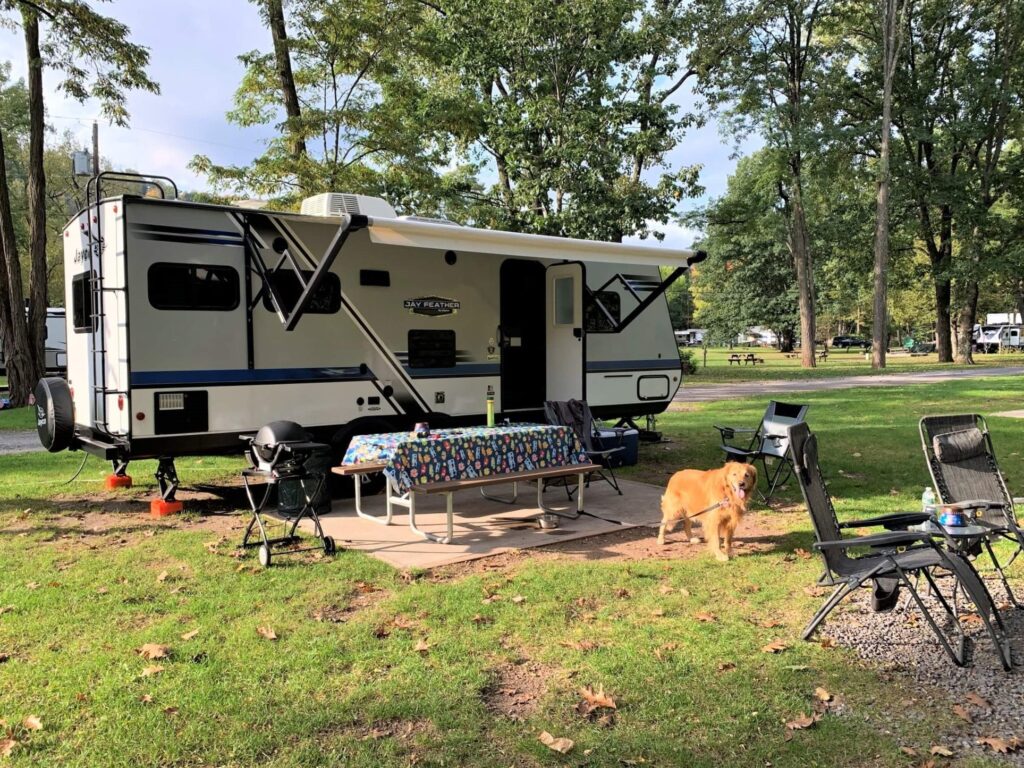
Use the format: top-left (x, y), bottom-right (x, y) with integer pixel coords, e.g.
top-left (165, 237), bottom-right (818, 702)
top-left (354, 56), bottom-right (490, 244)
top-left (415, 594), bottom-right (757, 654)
top-left (586, 359), bottom-right (682, 372)
top-left (404, 363), bottom-right (500, 378)
top-left (130, 367), bottom-right (370, 387)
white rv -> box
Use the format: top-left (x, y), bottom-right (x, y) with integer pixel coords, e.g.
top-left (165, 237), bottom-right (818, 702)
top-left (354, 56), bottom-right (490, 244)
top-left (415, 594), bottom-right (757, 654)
top-left (0, 307), bottom-right (66, 375)
top-left (35, 176), bottom-right (703, 495)
top-left (974, 324), bottom-right (1022, 353)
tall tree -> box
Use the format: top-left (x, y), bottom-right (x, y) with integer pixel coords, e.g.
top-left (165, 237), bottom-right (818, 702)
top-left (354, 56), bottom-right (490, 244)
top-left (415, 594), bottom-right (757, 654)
top-left (259, 0), bottom-right (306, 160)
top-left (697, 0), bottom-right (842, 367)
top-left (0, 0), bottom-right (158, 404)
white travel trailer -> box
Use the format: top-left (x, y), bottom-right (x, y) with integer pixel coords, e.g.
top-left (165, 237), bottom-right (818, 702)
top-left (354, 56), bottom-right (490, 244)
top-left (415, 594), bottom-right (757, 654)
top-left (974, 324), bottom-right (1022, 353)
top-left (35, 174), bottom-right (704, 498)
top-left (0, 307), bottom-right (66, 375)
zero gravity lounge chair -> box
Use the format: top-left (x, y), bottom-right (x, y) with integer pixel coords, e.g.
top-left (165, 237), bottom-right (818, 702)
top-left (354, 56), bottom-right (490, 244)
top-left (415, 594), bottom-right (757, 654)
top-left (788, 422), bottom-right (1011, 670)
top-left (715, 401), bottom-right (808, 501)
top-left (920, 414), bottom-right (1024, 607)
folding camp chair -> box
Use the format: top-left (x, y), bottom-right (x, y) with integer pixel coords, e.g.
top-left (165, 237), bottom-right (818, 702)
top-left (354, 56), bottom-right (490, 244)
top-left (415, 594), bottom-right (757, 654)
top-left (715, 401), bottom-right (808, 501)
top-left (788, 422), bottom-right (1011, 670)
top-left (920, 414), bottom-right (1024, 607)
top-left (544, 400), bottom-right (623, 495)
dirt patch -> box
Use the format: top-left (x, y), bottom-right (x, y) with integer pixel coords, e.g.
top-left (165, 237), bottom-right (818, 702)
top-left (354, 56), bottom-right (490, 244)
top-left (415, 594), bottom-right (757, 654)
top-left (483, 657), bottom-right (560, 721)
top-left (310, 582), bottom-right (391, 625)
top-left (430, 509), bottom-right (801, 582)
top-left (358, 718), bottom-right (437, 742)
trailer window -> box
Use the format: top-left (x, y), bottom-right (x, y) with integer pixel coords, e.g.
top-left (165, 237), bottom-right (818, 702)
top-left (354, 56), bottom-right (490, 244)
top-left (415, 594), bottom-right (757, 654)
top-left (408, 329), bottom-right (456, 369)
top-left (261, 269), bottom-right (341, 314)
top-left (148, 263), bottom-right (240, 311)
top-left (585, 290), bottom-right (621, 333)
top-left (72, 271), bottom-right (96, 332)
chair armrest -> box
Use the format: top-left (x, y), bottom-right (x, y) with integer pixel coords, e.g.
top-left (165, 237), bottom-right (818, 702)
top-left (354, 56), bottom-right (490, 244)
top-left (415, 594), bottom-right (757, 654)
top-left (814, 531), bottom-right (932, 551)
top-left (838, 512), bottom-right (930, 530)
top-left (714, 426), bottom-right (757, 433)
top-left (942, 499), bottom-right (1005, 510)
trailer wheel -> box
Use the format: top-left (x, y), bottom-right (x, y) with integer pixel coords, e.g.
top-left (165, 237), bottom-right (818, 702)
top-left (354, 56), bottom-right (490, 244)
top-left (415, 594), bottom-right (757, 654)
top-left (329, 419), bottom-right (395, 498)
top-left (34, 377), bottom-right (75, 453)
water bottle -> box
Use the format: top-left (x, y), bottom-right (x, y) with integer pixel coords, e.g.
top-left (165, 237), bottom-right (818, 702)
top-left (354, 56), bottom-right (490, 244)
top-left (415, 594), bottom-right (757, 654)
top-left (920, 487), bottom-right (936, 529)
top-left (485, 393), bottom-right (495, 427)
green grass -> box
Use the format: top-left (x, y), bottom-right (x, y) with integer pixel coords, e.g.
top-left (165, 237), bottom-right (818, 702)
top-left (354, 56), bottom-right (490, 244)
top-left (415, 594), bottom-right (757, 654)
top-left (2, 378), bottom-right (1023, 766)
top-left (0, 407), bottom-right (37, 431)
top-left (685, 346), bottom-right (1024, 384)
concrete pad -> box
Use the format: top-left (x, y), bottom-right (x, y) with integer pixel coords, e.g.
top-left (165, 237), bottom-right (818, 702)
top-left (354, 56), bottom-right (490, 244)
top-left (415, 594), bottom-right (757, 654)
top-left (993, 410), bottom-right (1024, 419)
top-left (302, 478), bottom-right (664, 570)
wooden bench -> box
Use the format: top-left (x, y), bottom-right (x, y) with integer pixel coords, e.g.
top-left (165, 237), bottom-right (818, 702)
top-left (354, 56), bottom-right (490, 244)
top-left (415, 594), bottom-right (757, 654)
top-left (333, 462), bottom-right (598, 544)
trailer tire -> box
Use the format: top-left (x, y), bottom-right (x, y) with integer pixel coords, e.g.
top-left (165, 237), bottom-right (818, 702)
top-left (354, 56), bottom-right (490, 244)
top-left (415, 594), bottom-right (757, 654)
top-left (329, 418), bottom-right (396, 499)
top-left (34, 376), bottom-right (75, 453)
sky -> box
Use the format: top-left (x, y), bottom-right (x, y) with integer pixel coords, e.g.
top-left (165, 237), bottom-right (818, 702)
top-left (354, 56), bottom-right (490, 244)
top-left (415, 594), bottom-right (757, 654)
top-left (0, 0), bottom-right (757, 250)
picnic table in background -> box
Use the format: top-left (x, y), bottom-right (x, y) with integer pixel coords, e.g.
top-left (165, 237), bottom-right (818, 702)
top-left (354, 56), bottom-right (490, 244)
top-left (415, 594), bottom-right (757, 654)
top-left (728, 352), bottom-right (765, 365)
top-left (337, 424), bottom-right (592, 543)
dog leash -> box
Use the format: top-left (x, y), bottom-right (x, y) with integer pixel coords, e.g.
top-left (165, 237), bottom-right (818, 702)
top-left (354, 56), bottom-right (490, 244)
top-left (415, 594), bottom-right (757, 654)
top-left (577, 498), bottom-right (729, 529)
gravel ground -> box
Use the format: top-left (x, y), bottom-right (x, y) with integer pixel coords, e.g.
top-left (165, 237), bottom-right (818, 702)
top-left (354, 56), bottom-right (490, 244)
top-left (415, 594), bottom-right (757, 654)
top-left (820, 576), bottom-right (1024, 763)
top-left (0, 430), bottom-right (40, 455)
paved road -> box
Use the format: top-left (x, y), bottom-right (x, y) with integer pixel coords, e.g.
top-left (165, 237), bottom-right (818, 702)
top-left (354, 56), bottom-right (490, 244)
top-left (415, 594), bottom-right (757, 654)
top-left (676, 365), bottom-right (1024, 403)
top-left (0, 430), bottom-right (41, 455)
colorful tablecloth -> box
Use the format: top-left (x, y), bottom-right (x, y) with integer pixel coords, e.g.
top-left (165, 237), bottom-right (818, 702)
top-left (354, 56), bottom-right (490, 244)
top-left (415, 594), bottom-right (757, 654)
top-left (342, 424), bottom-right (588, 493)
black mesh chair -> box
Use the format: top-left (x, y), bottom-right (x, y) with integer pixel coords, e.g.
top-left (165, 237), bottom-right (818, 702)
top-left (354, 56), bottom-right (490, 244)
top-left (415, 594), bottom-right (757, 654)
top-left (544, 400), bottom-right (623, 495)
top-left (788, 422), bottom-right (1011, 670)
top-left (715, 401), bottom-right (808, 501)
top-left (920, 414), bottom-right (1024, 606)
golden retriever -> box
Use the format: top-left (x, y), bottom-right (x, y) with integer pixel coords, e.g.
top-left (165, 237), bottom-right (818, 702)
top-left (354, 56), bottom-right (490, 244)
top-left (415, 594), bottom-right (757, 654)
top-left (657, 462), bottom-right (758, 561)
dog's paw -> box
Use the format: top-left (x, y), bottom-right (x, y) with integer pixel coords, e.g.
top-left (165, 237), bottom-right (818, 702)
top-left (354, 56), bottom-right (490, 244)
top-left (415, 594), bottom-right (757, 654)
top-left (689, 536), bottom-right (702, 544)
top-left (714, 551), bottom-right (730, 562)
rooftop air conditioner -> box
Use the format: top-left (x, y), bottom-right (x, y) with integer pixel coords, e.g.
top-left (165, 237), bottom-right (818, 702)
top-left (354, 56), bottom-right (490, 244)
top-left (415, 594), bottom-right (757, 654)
top-left (299, 193), bottom-right (397, 219)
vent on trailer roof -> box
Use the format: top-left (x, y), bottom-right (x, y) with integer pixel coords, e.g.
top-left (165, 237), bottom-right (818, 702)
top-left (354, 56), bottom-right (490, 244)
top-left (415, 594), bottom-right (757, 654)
top-left (299, 193), bottom-right (397, 219)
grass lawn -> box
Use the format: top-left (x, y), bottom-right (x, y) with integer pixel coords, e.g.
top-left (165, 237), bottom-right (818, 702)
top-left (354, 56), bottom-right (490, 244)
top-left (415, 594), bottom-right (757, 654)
top-left (685, 346), bottom-right (1024, 384)
top-left (0, 408), bottom-right (37, 432)
top-left (2, 379), bottom-right (1023, 766)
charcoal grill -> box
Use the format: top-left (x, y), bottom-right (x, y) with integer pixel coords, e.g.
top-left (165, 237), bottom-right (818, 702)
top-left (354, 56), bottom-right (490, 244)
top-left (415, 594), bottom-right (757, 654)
top-left (240, 420), bottom-right (336, 567)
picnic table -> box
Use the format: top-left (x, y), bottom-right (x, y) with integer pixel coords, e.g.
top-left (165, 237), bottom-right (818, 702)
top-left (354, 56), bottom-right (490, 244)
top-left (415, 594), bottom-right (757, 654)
top-left (728, 353), bottom-right (764, 366)
top-left (334, 424), bottom-right (594, 544)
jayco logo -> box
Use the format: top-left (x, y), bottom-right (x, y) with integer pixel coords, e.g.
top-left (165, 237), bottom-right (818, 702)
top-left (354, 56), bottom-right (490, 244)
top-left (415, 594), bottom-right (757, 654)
top-left (403, 296), bottom-right (460, 317)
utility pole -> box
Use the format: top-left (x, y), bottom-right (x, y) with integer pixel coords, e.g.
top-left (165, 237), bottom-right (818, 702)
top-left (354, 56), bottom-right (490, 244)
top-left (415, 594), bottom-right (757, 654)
top-left (91, 120), bottom-right (99, 177)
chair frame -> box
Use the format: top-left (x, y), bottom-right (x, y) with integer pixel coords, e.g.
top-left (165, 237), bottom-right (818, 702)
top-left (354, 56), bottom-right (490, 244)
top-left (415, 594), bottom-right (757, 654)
top-left (715, 401), bottom-right (809, 501)
top-left (788, 422), bottom-right (1011, 670)
top-left (919, 414), bottom-right (1024, 608)
top-left (544, 400), bottom-right (624, 496)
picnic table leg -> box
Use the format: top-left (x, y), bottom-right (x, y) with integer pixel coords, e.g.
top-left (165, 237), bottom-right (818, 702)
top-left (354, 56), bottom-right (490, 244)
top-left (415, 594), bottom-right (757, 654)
top-left (480, 482), bottom-right (519, 504)
top-left (536, 475), bottom-right (582, 519)
top-left (354, 472), bottom-right (393, 525)
top-left (407, 490), bottom-right (454, 545)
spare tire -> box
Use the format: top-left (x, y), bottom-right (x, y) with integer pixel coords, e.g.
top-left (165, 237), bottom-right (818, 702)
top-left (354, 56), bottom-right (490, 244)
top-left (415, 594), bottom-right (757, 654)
top-left (34, 377), bottom-right (75, 452)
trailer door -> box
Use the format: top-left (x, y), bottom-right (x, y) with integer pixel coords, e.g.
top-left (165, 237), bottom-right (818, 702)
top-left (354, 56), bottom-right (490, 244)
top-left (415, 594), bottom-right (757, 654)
top-left (545, 262), bottom-right (584, 402)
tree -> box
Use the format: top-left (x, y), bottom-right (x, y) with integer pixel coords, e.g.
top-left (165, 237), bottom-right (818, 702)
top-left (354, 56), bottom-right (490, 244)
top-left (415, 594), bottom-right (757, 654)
top-left (697, 0), bottom-right (844, 366)
top-left (0, 0), bottom-right (157, 405)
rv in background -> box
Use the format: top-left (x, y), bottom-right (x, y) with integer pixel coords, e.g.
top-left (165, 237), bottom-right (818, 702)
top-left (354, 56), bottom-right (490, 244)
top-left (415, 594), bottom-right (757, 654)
top-left (674, 328), bottom-right (705, 346)
top-left (974, 324), bottom-right (1022, 353)
top-left (0, 307), bottom-right (67, 376)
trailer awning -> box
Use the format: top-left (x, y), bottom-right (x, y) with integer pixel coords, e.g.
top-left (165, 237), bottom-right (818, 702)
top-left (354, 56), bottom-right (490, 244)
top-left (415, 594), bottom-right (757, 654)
top-left (364, 216), bottom-right (704, 268)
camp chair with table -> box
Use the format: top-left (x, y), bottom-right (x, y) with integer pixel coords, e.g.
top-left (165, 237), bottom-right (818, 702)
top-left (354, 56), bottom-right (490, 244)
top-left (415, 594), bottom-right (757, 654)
top-left (715, 401), bottom-right (808, 501)
top-left (920, 414), bottom-right (1024, 607)
top-left (788, 422), bottom-right (1012, 670)
top-left (545, 400), bottom-right (624, 495)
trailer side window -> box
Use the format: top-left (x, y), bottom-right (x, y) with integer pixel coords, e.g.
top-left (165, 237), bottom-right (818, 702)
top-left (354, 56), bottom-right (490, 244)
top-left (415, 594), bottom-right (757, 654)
top-left (585, 290), bottom-right (620, 333)
top-left (148, 263), bottom-right (240, 311)
top-left (261, 269), bottom-right (341, 314)
top-left (408, 329), bottom-right (456, 369)
top-left (71, 271), bottom-right (96, 332)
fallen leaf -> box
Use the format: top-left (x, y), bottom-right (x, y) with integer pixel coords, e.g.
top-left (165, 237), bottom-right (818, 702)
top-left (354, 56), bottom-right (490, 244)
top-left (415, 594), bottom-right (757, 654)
top-left (22, 715), bottom-right (42, 731)
top-left (156, 570), bottom-right (170, 582)
top-left (658, 584), bottom-right (675, 595)
top-left (414, 638), bottom-right (430, 654)
top-left (717, 661), bottom-right (736, 672)
top-left (976, 736), bottom-right (1022, 754)
top-left (481, 595), bottom-right (501, 605)
top-left (96, 587), bottom-right (109, 595)
top-left (785, 712), bottom-right (821, 731)
top-left (819, 637), bottom-right (836, 649)
top-left (136, 643), bottom-right (170, 661)
top-left (803, 586), bottom-right (827, 597)
top-left (559, 639), bottom-right (597, 652)
top-left (794, 548), bottom-right (812, 559)
top-left (761, 639), bottom-right (788, 654)
top-left (538, 731), bottom-right (574, 754)
top-left (756, 618), bottom-right (785, 629)
top-left (579, 685), bottom-right (616, 710)
top-left (650, 608), bottom-right (665, 618)
top-left (615, 588), bottom-right (631, 599)
top-left (180, 629), bottom-right (200, 641)
top-left (965, 692), bottom-right (991, 710)
top-left (960, 613), bottom-right (983, 627)
top-left (257, 626), bottom-right (277, 641)
top-left (814, 687), bottom-right (833, 702)
top-left (75, 693), bottom-right (87, 702)
top-left (25, 582), bottom-right (39, 590)
top-left (140, 665), bottom-right (164, 677)
top-left (694, 612), bottom-right (717, 623)
top-left (140, 694), bottom-right (153, 704)
top-left (511, 595), bottom-right (526, 604)
top-left (471, 614), bottom-right (493, 626)
top-left (952, 704), bottom-right (972, 723)
top-left (0, 739), bottom-right (16, 757)
top-left (899, 746), bottom-right (918, 756)
top-left (0, 606), bottom-right (13, 615)
top-left (930, 745), bottom-right (954, 756)
top-left (162, 706), bottom-right (179, 715)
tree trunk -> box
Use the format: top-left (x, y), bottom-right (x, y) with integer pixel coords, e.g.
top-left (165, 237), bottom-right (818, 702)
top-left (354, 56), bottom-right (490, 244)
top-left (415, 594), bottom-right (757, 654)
top-left (22, 7), bottom-right (46, 386)
top-left (1014, 279), bottom-right (1024, 324)
top-left (788, 184), bottom-right (816, 368)
top-left (0, 129), bottom-right (37, 406)
top-left (933, 272), bottom-right (953, 361)
top-left (265, 0), bottom-right (305, 161)
top-left (955, 279), bottom-right (978, 364)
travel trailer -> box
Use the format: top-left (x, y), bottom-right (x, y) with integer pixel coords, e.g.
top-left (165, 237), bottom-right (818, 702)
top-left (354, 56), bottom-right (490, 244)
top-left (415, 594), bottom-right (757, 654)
top-left (0, 307), bottom-right (66, 376)
top-left (35, 174), bottom-right (704, 499)
top-left (974, 324), bottom-right (1022, 353)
